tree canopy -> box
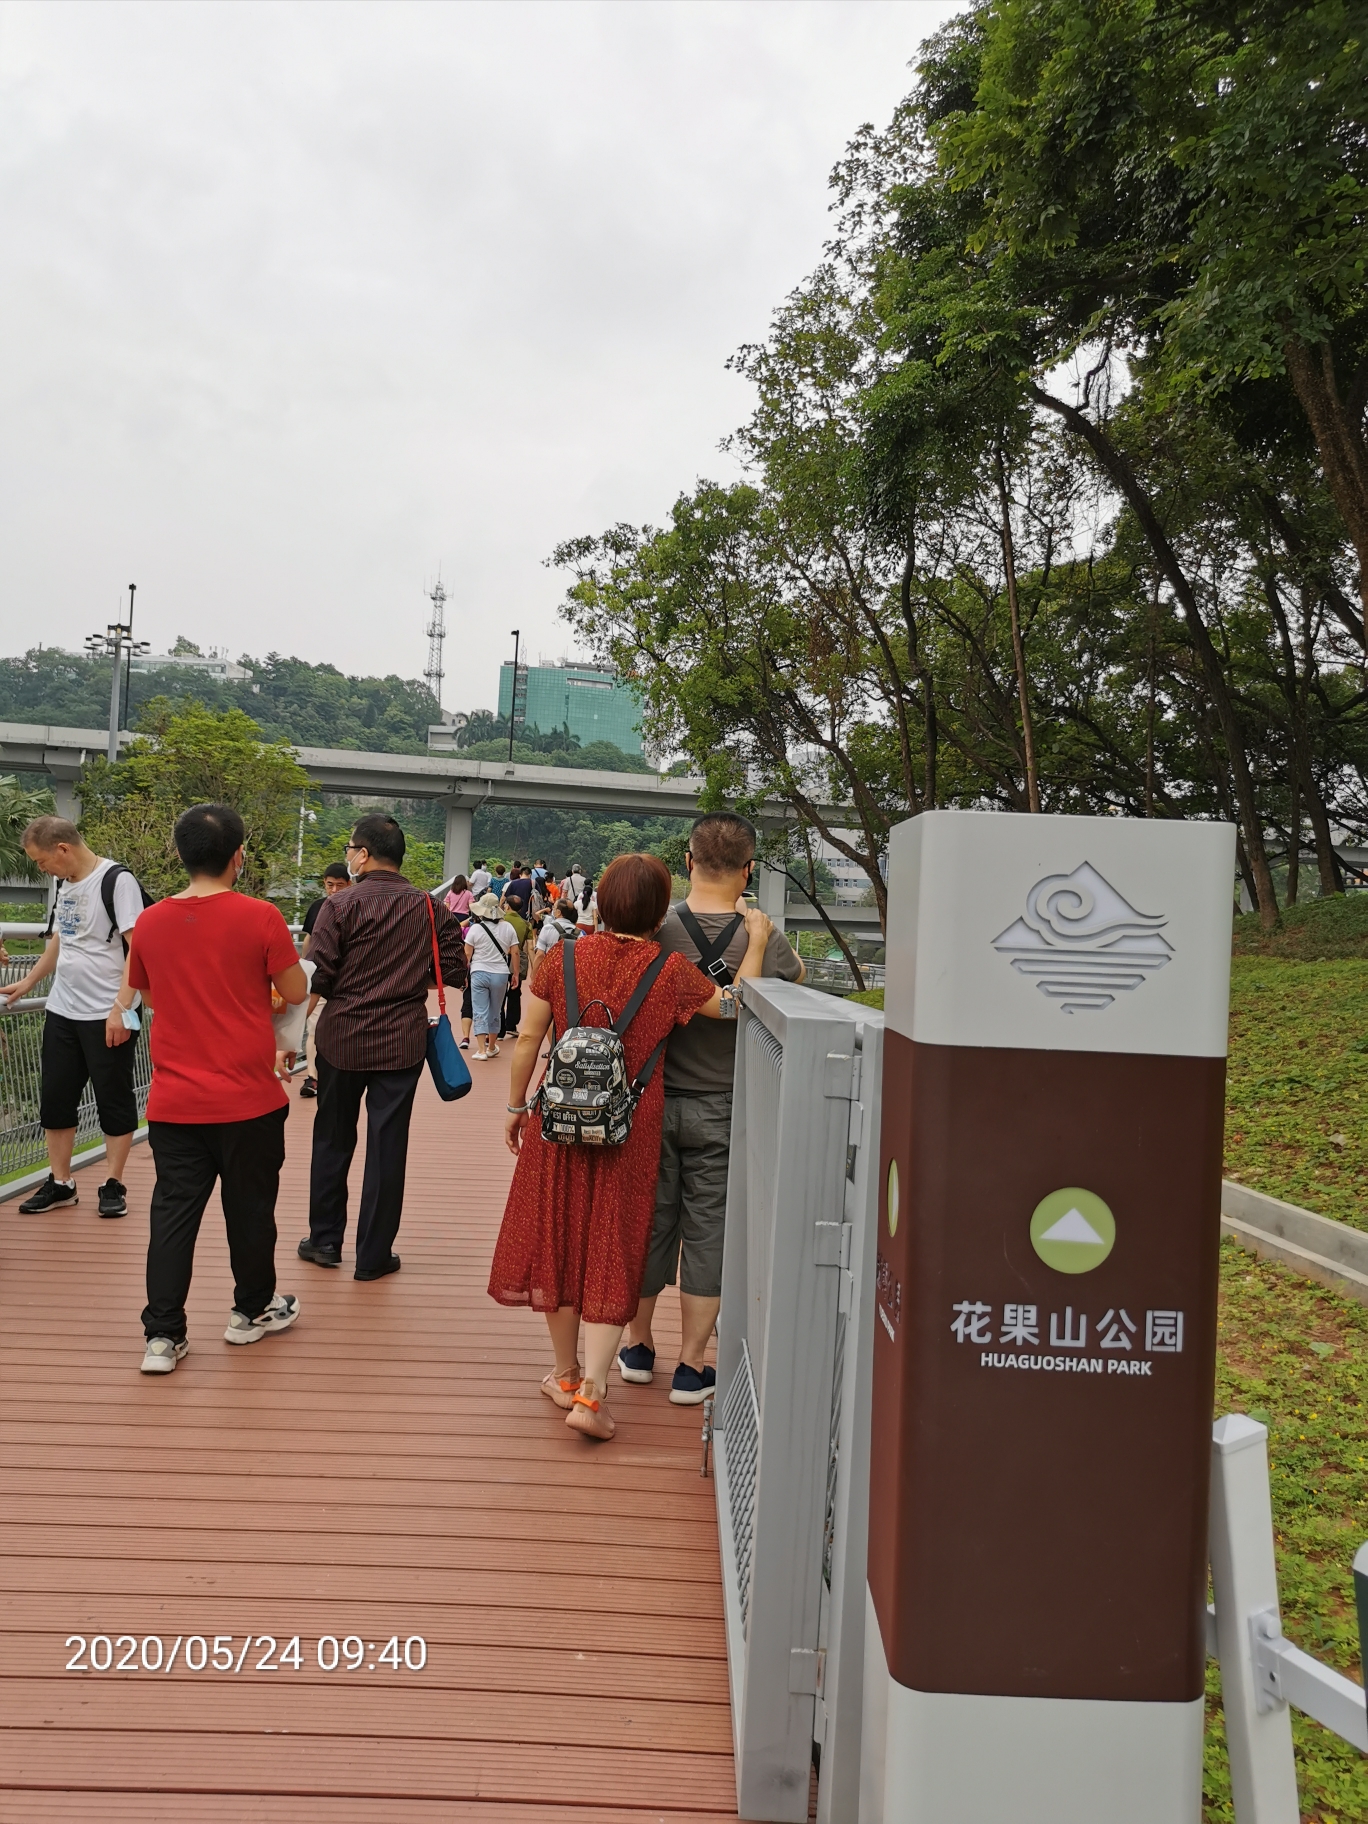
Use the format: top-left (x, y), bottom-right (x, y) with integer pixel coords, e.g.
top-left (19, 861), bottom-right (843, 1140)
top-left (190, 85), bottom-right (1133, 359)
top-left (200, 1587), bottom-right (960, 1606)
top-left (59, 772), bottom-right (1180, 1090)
top-left (553, 1), bottom-right (1368, 934)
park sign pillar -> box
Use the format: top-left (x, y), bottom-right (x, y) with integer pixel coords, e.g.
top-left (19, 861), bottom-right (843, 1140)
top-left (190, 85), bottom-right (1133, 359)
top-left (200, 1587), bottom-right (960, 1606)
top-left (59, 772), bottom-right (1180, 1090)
top-left (862, 809), bottom-right (1236, 1824)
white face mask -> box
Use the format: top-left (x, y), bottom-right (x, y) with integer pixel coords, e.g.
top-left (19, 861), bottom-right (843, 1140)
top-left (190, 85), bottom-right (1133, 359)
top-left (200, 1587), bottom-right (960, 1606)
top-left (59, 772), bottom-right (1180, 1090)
top-left (347, 856), bottom-right (364, 881)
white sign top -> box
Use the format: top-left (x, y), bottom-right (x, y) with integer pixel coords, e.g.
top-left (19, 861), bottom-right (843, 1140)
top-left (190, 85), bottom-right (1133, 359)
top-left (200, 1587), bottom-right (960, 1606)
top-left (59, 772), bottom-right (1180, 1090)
top-left (883, 810), bottom-right (1236, 1058)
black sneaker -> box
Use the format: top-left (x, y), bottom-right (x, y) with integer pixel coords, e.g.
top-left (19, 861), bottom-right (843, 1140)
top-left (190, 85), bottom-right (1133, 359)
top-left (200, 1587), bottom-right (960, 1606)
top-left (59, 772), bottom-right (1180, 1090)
top-left (18, 1175), bottom-right (78, 1214)
top-left (298, 1077), bottom-right (318, 1100)
top-left (618, 1343), bottom-right (656, 1385)
top-left (297, 1236), bottom-right (342, 1267)
top-left (97, 1178), bottom-right (127, 1218)
top-left (670, 1362), bottom-right (717, 1406)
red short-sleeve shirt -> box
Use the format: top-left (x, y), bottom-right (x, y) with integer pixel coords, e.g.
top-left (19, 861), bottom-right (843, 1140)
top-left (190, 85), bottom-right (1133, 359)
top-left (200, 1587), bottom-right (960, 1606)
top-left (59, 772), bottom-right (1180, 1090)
top-left (128, 892), bottom-right (300, 1124)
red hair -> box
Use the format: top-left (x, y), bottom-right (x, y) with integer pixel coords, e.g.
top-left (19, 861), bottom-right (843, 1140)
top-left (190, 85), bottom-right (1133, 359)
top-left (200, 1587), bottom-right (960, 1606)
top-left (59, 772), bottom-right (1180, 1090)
top-left (595, 853), bottom-right (672, 936)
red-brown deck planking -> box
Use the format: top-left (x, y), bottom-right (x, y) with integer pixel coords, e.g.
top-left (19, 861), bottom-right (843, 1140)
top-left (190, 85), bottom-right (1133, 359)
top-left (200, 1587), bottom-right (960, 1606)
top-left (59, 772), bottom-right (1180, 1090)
top-left (0, 1037), bottom-right (759, 1821)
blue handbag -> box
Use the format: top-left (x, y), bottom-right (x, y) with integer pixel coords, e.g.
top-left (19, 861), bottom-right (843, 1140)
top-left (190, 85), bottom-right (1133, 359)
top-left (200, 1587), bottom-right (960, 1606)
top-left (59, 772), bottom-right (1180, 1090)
top-left (425, 897), bottom-right (473, 1102)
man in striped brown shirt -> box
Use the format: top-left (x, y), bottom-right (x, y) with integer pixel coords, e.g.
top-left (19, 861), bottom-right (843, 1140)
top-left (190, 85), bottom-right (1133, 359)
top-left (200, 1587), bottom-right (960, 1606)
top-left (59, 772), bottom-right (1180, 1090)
top-left (298, 814), bottom-right (467, 1280)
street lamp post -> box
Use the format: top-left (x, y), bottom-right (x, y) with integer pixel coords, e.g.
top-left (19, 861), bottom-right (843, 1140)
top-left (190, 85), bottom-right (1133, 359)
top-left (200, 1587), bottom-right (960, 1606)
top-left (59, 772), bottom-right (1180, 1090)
top-left (85, 583), bottom-right (148, 764)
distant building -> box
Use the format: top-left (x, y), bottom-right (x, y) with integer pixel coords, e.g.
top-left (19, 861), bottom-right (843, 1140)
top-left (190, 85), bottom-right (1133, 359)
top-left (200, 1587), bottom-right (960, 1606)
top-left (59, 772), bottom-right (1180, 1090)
top-left (811, 833), bottom-right (880, 905)
top-left (496, 661), bottom-right (643, 755)
top-left (131, 652), bottom-right (253, 683)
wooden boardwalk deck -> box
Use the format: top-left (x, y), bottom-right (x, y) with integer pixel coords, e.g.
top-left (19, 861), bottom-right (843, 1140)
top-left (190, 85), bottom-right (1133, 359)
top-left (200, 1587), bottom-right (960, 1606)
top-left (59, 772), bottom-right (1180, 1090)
top-left (0, 1048), bottom-right (747, 1821)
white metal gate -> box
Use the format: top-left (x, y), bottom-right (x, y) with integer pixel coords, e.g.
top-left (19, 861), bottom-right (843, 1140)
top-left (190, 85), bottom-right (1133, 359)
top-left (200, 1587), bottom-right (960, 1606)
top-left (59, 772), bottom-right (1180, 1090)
top-left (713, 978), bottom-right (884, 1823)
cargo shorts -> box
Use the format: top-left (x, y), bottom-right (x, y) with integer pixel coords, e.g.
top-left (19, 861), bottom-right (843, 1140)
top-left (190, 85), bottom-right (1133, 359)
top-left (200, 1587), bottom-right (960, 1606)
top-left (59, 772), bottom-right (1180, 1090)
top-left (640, 1091), bottom-right (733, 1301)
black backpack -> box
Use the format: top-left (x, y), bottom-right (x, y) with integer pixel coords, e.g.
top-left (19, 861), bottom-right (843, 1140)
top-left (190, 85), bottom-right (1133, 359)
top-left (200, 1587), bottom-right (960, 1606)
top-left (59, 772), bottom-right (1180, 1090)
top-left (537, 940), bottom-right (669, 1147)
top-left (47, 863), bottom-right (155, 956)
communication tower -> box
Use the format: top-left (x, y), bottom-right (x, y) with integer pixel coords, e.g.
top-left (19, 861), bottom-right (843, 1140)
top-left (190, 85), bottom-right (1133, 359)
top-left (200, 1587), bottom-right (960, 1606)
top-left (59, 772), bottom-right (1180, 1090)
top-left (424, 579), bottom-right (447, 715)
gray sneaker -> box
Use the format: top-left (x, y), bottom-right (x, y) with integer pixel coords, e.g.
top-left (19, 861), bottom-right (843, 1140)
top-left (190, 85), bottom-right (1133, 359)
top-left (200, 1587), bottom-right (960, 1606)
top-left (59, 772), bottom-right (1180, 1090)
top-left (140, 1336), bottom-right (188, 1375)
top-left (224, 1293), bottom-right (300, 1345)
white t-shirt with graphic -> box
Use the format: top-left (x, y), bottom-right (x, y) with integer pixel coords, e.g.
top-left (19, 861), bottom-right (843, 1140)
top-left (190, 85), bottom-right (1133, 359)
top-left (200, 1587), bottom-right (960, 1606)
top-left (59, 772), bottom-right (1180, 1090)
top-left (45, 859), bottom-right (145, 1021)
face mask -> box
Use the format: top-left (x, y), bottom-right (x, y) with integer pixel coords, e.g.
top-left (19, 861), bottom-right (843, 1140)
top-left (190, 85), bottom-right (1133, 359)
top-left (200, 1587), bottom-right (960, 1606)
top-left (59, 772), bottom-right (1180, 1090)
top-left (347, 856), bottom-right (364, 881)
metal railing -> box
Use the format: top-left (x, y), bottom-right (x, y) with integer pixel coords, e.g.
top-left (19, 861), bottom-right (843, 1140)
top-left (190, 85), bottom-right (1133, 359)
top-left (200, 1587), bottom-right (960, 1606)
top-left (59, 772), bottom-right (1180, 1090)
top-left (0, 1001), bottom-right (153, 1185)
top-left (799, 958), bottom-right (885, 994)
top-left (713, 977), bottom-right (884, 1823)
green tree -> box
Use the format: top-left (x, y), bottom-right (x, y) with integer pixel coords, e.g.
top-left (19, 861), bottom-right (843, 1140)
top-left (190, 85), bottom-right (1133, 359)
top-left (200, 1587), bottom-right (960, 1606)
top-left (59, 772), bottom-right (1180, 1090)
top-left (0, 775), bottom-right (56, 881)
top-left (77, 699), bottom-right (310, 897)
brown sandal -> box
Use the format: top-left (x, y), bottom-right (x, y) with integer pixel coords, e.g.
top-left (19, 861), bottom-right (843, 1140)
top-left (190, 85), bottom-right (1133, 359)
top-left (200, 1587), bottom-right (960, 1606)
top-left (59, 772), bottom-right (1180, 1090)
top-left (541, 1367), bottom-right (583, 1410)
top-left (566, 1377), bottom-right (616, 1441)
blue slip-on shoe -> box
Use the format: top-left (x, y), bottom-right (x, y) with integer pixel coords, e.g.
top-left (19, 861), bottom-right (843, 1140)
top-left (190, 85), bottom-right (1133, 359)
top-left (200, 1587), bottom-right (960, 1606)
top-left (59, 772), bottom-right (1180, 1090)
top-left (617, 1343), bottom-right (656, 1385)
top-left (669, 1362), bottom-right (716, 1406)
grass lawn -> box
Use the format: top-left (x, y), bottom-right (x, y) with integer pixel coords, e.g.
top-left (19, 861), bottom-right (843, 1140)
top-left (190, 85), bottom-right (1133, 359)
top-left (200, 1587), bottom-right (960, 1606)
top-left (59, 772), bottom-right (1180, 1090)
top-left (1226, 957), bottom-right (1368, 1232)
top-left (1209, 1243), bottom-right (1368, 1822)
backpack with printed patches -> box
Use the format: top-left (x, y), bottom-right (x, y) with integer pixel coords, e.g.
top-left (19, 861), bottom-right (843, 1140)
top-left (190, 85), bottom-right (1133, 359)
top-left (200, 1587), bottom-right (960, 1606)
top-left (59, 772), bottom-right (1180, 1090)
top-left (537, 940), bottom-right (669, 1147)
top-left (46, 863), bottom-right (156, 955)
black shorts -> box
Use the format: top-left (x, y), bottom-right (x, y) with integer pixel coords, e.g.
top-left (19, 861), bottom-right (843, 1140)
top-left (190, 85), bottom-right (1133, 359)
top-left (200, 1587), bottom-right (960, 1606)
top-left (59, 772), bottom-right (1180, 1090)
top-left (39, 1011), bottom-right (139, 1135)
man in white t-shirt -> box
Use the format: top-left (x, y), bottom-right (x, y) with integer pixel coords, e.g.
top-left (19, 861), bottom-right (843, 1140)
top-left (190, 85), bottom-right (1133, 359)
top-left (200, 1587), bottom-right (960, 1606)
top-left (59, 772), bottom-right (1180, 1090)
top-left (469, 860), bottom-right (492, 900)
top-left (2, 816), bottom-right (146, 1217)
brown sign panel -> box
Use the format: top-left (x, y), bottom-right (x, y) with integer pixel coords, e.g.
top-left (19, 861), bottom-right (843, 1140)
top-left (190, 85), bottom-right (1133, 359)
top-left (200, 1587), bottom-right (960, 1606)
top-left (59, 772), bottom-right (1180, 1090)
top-left (867, 1030), bottom-right (1224, 1702)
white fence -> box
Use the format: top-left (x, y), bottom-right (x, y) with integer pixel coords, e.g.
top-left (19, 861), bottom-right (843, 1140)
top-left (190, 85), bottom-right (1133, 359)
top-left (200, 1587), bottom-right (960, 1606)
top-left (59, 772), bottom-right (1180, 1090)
top-left (713, 977), bottom-right (884, 1822)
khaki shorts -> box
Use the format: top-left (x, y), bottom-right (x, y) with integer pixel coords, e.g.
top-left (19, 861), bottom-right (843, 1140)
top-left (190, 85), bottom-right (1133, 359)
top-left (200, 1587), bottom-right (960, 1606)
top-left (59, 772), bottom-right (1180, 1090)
top-left (641, 1091), bottom-right (733, 1301)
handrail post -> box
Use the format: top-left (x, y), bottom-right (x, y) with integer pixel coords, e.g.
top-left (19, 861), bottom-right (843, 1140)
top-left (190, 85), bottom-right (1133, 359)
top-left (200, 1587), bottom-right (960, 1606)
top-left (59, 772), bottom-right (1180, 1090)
top-left (1209, 1415), bottom-right (1299, 1823)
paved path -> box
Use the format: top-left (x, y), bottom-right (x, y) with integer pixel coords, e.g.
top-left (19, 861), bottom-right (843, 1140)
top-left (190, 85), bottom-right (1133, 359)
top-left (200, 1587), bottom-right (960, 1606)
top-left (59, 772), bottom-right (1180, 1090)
top-left (0, 1047), bottom-right (743, 1820)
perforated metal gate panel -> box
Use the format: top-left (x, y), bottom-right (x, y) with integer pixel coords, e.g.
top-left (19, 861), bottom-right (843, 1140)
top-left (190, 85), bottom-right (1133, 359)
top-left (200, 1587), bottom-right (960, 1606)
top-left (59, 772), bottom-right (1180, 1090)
top-left (713, 979), bottom-right (883, 1824)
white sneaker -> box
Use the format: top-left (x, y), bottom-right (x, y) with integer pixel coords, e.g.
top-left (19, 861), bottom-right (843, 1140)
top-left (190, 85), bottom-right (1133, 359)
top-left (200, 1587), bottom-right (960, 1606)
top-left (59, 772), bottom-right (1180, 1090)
top-left (224, 1293), bottom-right (300, 1345)
top-left (141, 1336), bottom-right (188, 1374)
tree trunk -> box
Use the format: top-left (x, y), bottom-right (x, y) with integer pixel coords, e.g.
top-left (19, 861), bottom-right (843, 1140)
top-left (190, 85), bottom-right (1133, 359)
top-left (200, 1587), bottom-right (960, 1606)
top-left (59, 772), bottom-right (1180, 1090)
top-left (1284, 338), bottom-right (1368, 622)
top-left (995, 452), bottom-right (1040, 812)
top-left (899, 546), bottom-right (938, 808)
top-left (781, 868), bottom-right (867, 992)
top-left (1286, 773), bottom-right (1300, 906)
top-left (1300, 764), bottom-right (1344, 897)
top-left (1032, 384), bottom-right (1279, 930)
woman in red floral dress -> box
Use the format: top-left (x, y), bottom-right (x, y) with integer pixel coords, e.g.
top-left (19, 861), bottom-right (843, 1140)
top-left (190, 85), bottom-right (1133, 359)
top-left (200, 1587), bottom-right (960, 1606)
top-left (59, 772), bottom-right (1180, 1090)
top-left (489, 852), bottom-right (774, 1441)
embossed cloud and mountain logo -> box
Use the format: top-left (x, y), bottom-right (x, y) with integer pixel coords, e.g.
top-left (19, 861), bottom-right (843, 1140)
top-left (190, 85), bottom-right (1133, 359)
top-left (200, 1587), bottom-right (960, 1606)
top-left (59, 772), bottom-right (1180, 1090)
top-left (992, 862), bottom-right (1172, 1014)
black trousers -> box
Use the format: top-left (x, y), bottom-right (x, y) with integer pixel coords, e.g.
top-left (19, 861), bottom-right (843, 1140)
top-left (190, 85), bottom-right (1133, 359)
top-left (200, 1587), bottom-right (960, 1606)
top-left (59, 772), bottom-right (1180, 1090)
top-left (308, 1057), bottom-right (422, 1272)
top-left (40, 1010), bottom-right (138, 1135)
top-left (142, 1106), bottom-right (287, 1341)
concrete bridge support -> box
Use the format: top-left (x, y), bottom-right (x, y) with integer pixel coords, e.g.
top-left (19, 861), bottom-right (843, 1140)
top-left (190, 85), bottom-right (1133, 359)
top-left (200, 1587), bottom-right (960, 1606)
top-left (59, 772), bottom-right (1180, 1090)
top-left (443, 804), bottom-right (473, 885)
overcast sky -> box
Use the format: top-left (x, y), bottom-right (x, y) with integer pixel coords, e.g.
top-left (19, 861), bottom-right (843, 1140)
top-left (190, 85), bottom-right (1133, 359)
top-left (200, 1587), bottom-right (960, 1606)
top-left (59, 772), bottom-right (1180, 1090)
top-left (1, 0), bottom-right (954, 715)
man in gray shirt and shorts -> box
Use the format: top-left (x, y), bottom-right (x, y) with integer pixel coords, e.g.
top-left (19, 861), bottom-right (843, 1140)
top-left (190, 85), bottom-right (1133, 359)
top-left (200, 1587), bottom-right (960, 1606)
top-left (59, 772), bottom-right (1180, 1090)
top-left (618, 812), bottom-right (804, 1403)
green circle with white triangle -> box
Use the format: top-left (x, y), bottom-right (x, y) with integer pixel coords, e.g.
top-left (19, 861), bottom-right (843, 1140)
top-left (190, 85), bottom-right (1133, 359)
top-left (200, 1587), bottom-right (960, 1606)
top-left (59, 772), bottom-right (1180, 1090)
top-left (1030, 1187), bottom-right (1115, 1273)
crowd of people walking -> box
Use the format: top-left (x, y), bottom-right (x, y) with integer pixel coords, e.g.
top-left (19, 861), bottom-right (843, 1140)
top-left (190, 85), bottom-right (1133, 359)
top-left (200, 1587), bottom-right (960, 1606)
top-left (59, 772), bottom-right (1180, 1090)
top-left (4, 804), bottom-right (804, 1441)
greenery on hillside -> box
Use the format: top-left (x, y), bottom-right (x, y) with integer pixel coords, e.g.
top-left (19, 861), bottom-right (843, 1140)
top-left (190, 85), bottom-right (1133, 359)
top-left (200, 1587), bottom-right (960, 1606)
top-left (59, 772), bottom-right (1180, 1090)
top-left (0, 645), bottom-right (442, 754)
top-left (1233, 895), bottom-right (1368, 962)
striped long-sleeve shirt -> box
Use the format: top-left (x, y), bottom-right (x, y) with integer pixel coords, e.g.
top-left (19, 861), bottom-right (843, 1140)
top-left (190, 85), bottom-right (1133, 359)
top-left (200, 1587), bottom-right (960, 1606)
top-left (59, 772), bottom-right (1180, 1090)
top-left (309, 870), bottom-right (468, 1073)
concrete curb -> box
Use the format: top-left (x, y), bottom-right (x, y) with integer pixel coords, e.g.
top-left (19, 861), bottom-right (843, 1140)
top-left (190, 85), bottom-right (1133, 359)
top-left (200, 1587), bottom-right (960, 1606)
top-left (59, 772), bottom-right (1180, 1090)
top-left (1221, 1180), bottom-right (1368, 1305)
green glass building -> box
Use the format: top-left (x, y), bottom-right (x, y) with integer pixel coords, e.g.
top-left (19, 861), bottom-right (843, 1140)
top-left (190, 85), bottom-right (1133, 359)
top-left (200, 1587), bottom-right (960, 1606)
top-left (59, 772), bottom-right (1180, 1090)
top-left (497, 662), bottom-right (644, 755)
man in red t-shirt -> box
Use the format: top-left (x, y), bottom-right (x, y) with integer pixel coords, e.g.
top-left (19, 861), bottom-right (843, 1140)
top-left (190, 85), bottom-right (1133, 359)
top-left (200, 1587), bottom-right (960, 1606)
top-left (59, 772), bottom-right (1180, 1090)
top-left (128, 802), bottom-right (309, 1375)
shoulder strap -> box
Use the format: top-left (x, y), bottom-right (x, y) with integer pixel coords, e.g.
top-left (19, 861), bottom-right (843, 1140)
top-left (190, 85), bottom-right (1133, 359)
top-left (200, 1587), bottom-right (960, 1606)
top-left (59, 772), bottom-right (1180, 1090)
top-left (632, 1034), bottom-right (670, 1097)
top-left (100, 864), bottom-right (128, 942)
top-left (561, 926), bottom-right (580, 1028)
top-left (425, 894), bottom-right (447, 1017)
top-left (470, 915), bottom-right (509, 963)
top-left (614, 949), bottom-right (671, 1038)
top-left (675, 905), bottom-right (744, 984)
